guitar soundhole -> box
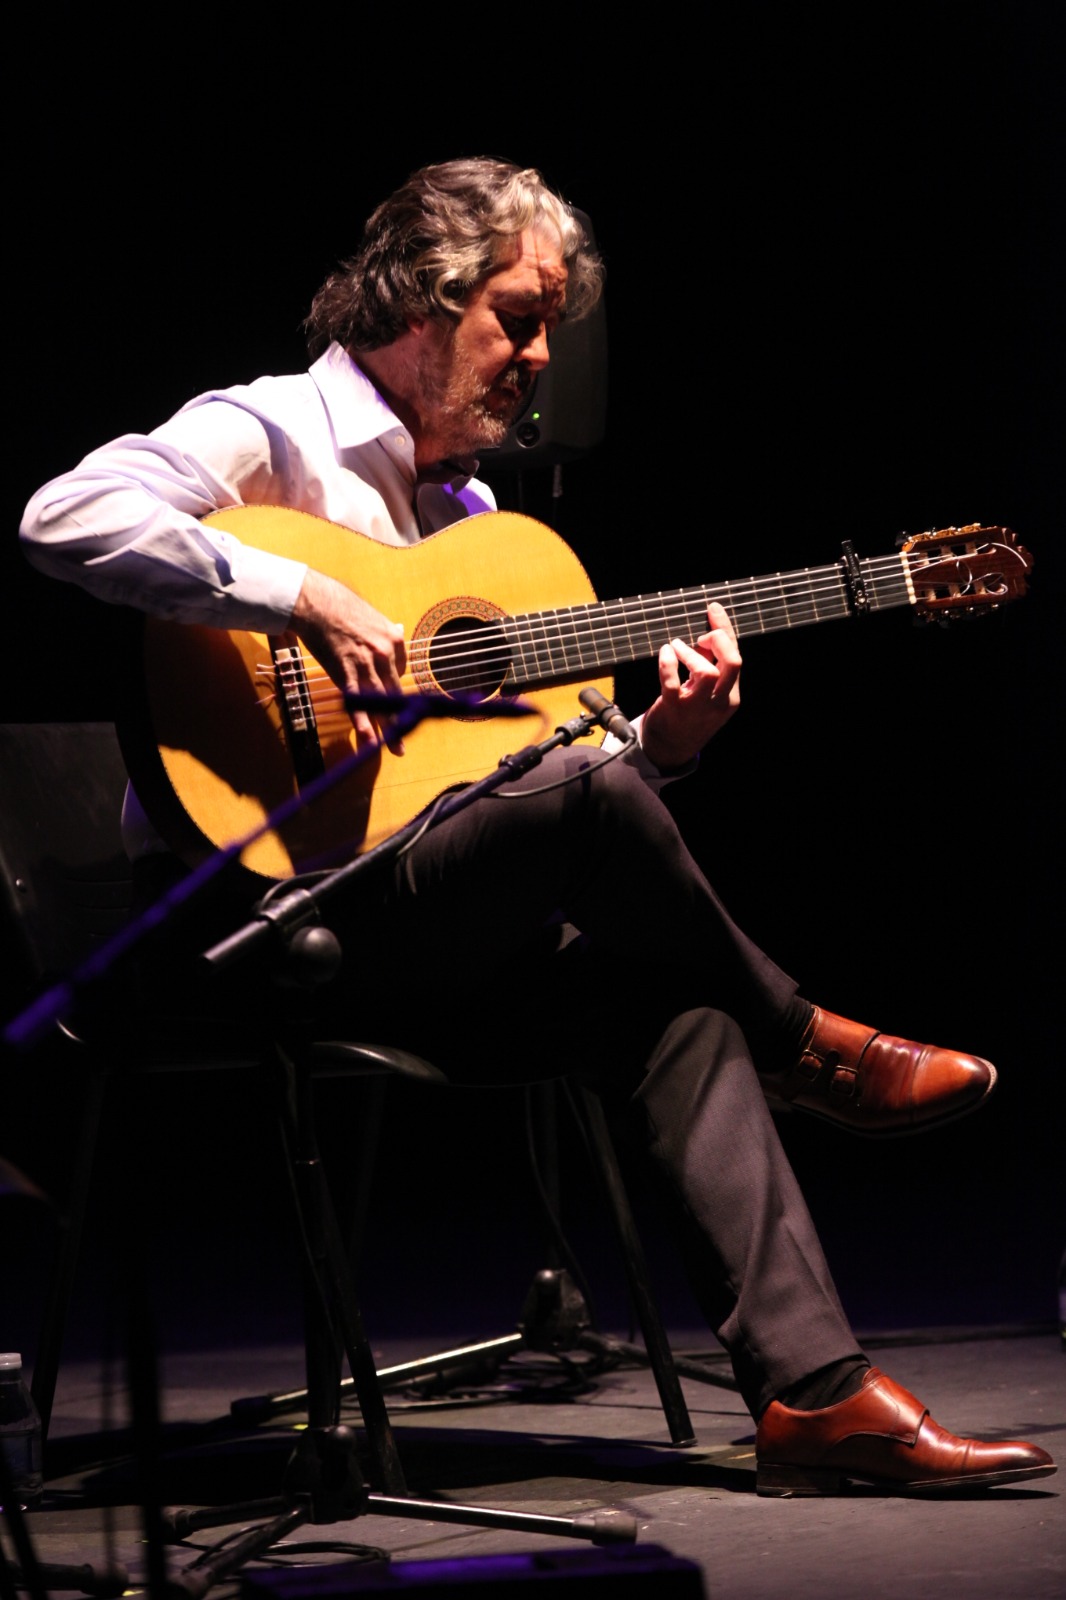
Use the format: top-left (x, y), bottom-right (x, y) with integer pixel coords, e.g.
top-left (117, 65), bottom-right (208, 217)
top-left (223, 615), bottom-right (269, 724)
top-left (427, 616), bottom-right (512, 701)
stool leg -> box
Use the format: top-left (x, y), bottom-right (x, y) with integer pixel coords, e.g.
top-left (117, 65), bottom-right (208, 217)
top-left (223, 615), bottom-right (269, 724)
top-left (572, 1084), bottom-right (696, 1447)
top-left (31, 1059), bottom-right (109, 1447)
top-left (280, 1062), bottom-right (408, 1493)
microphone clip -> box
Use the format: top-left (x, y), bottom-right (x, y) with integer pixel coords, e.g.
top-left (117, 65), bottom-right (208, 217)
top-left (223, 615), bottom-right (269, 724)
top-left (578, 687), bottom-right (637, 745)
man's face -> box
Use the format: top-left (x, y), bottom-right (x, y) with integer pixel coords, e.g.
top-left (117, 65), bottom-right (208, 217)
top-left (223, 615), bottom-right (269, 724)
top-left (418, 228), bottom-right (568, 457)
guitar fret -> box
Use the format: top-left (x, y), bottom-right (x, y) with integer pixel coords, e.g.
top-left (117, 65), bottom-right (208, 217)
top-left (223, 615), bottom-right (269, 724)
top-left (781, 572), bottom-right (806, 627)
top-left (721, 577), bottom-right (757, 632)
top-left (812, 564), bottom-right (849, 621)
top-left (502, 617), bottom-right (531, 684)
top-left (779, 577), bottom-right (797, 629)
top-left (862, 554), bottom-right (910, 611)
top-left (610, 600), bottom-right (642, 663)
top-left (680, 590), bottom-right (711, 640)
top-left (753, 565), bottom-right (847, 634)
top-left (510, 606), bottom-right (587, 682)
top-left (563, 603), bottom-right (592, 672)
top-left (636, 596), bottom-right (664, 661)
top-left (589, 600), bottom-right (629, 666)
top-left (526, 610), bottom-right (556, 680)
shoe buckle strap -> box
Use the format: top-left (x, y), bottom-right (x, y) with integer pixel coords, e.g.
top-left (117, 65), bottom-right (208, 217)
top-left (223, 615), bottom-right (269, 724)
top-left (794, 1046), bottom-right (859, 1103)
top-left (793, 1049), bottom-right (827, 1087)
top-left (827, 1058), bottom-right (859, 1102)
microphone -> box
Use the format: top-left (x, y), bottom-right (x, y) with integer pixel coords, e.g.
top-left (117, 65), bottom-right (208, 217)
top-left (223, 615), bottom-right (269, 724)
top-left (578, 687), bottom-right (637, 745)
top-left (343, 689), bottom-right (537, 719)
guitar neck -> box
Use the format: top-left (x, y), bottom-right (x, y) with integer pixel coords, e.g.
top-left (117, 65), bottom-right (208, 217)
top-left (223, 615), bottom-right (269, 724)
top-left (504, 549), bottom-right (912, 688)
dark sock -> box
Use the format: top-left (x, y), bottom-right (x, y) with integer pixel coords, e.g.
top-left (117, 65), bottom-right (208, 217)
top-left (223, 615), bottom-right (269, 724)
top-left (784, 996), bottom-right (816, 1054)
top-left (748, 996), bottom-right (816, 1078)
top-left (776, 1355), bottom-right (870, 1412)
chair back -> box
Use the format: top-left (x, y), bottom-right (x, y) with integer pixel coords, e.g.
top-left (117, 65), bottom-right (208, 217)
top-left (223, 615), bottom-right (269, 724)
top-left (0, 723), bottom-right (132, 1008)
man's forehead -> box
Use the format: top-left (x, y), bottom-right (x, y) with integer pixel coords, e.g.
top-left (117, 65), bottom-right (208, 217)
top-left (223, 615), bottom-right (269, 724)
top-left (483, 230), bottom-right (568, 307)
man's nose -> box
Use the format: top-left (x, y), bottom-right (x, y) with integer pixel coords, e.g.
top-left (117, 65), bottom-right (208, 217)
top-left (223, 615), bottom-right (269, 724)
top-left (517, 322), bottom-right (551, 370)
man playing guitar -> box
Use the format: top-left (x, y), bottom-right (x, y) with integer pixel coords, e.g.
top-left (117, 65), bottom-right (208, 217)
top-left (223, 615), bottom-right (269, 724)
top-left (20, 157), bottom-right (1053, 1496)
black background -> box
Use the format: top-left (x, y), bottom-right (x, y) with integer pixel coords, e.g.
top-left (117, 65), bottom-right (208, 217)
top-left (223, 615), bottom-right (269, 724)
top-left (3, 4), bottom-right (1063, 1358)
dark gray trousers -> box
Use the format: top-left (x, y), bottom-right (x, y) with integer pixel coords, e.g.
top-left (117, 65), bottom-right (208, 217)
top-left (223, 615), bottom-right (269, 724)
top-left (316, 748), bottom-right (863, 1417)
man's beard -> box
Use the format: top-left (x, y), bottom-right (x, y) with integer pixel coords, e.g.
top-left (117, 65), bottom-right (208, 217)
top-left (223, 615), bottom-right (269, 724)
top-left (424, 348), bottom-right (530, 455)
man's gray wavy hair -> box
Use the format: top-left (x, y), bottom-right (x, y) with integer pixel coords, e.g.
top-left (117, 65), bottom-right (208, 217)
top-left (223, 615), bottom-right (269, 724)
top-left (306, 158), bottom-right (604, 355)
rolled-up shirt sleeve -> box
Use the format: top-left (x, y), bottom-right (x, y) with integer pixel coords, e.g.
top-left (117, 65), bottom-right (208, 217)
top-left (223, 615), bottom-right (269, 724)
top-left (21, 397), bottom-right (310, 635)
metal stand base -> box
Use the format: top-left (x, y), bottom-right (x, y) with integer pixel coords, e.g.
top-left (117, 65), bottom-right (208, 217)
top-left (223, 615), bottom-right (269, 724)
top-left (160, 1423), bottom-right (635, 1598)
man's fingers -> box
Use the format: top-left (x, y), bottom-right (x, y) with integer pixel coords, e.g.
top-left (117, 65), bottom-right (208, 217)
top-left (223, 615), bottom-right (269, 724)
top-left (658, 640), bottom-right (682, 694)
top-left (348, 662), bottom-right (407, 755)
top-left (671, 636), bottom-right (722, 689)
top-left (707, 600), bottom-right (737, 639)
top-left (378, 650), bottom-right (406, 698)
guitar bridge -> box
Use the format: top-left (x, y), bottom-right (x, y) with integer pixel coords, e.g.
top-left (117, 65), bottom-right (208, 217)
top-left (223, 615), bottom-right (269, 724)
top-left (270, 638), bottom-right (326, 787)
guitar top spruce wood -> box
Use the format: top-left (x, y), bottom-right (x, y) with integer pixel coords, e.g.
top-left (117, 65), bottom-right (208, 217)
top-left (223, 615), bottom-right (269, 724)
top-left (119, 506), bottom-right (1032, 880)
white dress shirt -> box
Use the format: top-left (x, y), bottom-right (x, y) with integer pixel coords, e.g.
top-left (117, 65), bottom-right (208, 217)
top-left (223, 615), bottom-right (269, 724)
top-left (21, 342), bottom-right (496, 634)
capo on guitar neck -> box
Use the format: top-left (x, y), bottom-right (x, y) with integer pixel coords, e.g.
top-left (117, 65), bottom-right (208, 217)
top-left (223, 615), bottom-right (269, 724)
top-left (841, 540), bottom-right (870, 616)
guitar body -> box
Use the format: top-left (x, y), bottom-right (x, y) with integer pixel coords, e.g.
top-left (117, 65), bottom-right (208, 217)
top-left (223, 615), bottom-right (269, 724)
top-left (121, 506), bottom-right (613, 880)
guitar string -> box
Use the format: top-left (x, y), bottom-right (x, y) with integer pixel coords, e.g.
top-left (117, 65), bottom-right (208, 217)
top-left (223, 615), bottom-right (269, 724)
top-left (412, 551), bottom-right (1002, 674)
top-left (284, 551), bottom-right (989, 678)
top-left (265, 535), bottom-right (1012, 700)
top-left (272, 550), bottom-right (1006, 714)
top-left (355, 557), bottom-right (881, 672)
top-left (405, 550), bottom-right (970, 664)
top-left (426, 545), bottom-right (993, 648)
top-left (291, 558), bottom-right (907, 687)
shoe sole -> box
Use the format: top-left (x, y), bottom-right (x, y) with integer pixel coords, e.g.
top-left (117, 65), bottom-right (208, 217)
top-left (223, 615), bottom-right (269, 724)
top-left (763, 1061), bottom-right (998, 1139)
top-left (756, 1455), bottom-right (1055, 1495)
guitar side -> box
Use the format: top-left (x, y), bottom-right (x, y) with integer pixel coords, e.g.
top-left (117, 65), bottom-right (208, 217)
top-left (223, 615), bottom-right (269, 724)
top-left (123, 506), bottom-right (614, 880)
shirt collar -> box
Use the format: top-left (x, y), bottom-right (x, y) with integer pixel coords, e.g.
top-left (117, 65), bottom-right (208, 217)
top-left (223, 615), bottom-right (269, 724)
top-left (309, 341), bottom-right (403, 450)
top-left (309, 341), bottom-right (480, 488)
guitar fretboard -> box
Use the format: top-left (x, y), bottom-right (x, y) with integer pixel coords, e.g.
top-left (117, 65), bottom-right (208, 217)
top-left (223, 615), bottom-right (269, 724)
top-left (503, 553), bottom-right (912, 688)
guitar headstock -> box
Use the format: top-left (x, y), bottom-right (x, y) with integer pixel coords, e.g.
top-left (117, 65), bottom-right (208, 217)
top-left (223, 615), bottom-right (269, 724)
top-left (900, 524), bottom-right (1033, 620)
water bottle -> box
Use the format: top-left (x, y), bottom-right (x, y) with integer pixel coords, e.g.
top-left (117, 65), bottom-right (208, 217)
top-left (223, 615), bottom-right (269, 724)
top-left (0, 1352), bottom-right (43, 1509)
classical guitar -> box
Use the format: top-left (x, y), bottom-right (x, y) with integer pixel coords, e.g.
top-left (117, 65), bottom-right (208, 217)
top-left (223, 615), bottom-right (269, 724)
top-left (120, 506), bottom-right (1032, 880)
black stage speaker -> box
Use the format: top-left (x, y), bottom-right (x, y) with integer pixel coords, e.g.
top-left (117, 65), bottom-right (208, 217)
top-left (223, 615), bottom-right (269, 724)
top-left (240, 1543), bottom-right (706, 1597)
top-left (480, 209), bottom-right (608, 469)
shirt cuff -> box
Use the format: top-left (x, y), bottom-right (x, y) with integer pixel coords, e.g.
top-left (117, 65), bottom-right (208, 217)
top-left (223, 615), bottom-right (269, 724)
top-left (223, 542), bottom-right (309, 633)
top-left (604, 714), bottom-right (699, 793)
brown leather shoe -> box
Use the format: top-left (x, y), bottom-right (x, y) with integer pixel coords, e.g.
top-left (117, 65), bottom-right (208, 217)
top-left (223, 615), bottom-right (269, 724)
top-left (760, 1006), bottom-right (997, 1136)
top-left (756, 1367), bottom-right (1056, 1494)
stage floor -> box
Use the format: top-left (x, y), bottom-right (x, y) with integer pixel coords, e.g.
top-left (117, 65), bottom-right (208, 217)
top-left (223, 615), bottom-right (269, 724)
top-left (8, 1324), bottom-right (1064, 1598)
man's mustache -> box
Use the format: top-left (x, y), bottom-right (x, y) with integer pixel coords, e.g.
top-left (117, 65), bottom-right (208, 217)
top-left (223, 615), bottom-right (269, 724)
top-left (493, 365), bottom-right (532, 403)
